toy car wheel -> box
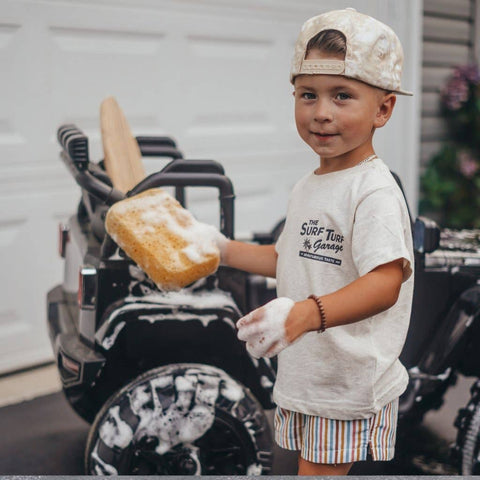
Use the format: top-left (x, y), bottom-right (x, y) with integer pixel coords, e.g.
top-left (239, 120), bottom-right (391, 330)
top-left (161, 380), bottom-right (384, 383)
top-left (453, 380), bottom-right (480, 475)
top-left (85, 363), bottom-right (273, 475)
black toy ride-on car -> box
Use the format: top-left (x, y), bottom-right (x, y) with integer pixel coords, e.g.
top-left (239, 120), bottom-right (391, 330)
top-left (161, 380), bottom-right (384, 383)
top-left (47, 124), bottom-right (277, 475)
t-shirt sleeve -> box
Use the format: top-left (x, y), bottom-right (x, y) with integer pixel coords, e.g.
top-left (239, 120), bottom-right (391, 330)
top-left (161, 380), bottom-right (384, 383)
top-left (275, 225), bottom-right (285, 254)
top-left (352, 187), bottom-right (413, 282)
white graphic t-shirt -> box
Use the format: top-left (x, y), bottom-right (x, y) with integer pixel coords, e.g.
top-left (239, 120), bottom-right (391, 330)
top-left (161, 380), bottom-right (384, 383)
top-left (274, 158), bottom-right (414, 420)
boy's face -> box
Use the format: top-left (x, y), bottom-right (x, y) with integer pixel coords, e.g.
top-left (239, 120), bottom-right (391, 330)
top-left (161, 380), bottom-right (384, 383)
top-left (294, 50), bottom-right (395, 169)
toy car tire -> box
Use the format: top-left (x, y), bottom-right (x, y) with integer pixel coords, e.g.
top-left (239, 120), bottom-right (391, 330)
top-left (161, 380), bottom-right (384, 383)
top-left (84, 363), bottom-right (273, 475)
top-left (453, 380), bottom-right (480, 475)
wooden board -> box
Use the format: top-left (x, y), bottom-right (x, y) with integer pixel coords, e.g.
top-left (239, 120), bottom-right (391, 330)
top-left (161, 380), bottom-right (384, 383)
top-left (100, 96), bottom-right (146, 193)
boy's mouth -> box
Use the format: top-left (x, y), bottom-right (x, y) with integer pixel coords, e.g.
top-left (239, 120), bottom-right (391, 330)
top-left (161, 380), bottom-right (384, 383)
top-left (312, 132), bottom-right (338, 140)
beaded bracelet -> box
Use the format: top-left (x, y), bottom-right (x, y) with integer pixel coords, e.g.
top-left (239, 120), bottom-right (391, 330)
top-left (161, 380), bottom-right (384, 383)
top-left (308, 294), bottom-right (327, 333)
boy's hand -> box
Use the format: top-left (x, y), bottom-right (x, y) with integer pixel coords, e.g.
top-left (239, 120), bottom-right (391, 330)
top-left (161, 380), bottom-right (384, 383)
top-left (207, 227), bottom-right (229, 265)
top-left (237, 297), bottom-right (296, 358)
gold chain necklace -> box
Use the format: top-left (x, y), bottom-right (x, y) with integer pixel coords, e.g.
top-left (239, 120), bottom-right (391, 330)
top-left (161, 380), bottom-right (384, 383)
top-left (358, 154), bottom-right (378, 165)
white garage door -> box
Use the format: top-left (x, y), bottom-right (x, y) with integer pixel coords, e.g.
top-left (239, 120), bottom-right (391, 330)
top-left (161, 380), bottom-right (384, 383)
top-left (0, 0), bottom-right (421, 374)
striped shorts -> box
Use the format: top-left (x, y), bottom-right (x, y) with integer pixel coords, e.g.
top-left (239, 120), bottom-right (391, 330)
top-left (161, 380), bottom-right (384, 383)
top-left (274, 398), bottom-right (399, 464)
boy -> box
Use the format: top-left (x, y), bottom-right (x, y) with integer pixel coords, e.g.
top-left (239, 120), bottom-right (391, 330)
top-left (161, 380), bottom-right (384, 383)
top-left (216, 8), bottom-right (414, 475)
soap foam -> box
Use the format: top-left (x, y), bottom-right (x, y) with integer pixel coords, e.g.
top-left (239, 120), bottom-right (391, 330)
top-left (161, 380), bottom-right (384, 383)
top-left (97, 287), bottom-right (240, 351)
top-left (237, 297), bottom-right (295, 359)
top-left (113, 190), bottom-right (218, 265)
top-left (89, 367), bottom-right (271, 475)
top-left (99, 405), bottom-right (134, 449)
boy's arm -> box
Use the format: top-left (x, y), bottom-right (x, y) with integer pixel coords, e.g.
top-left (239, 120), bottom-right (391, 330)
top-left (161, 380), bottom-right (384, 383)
top-left (222, 240), bottom-right (278, 278)
top-left (284, 258), bottom-right (404, 343)
top-left (237, 258), bottom-right (405, 358)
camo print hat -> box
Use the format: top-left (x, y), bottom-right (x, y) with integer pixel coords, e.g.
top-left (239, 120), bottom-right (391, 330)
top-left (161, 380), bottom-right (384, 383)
top-left (290, 8), bottom-right (412, 95)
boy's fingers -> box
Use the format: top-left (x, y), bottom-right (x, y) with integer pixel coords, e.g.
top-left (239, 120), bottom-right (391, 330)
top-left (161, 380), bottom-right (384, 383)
top-left (245, 336), bottom-right (273, 359)
top-left (265, 340), bottom-right (280, 358)
top-left (245, 342), bottom-right (262, 359)
top-left (246, 337), bottom-right (278, 359)
top-left (265, 338), bottom-right (290, 358)
top-left (236, 307), bottom-right (265, 329)
top-left (237, 321), bottom-right (263, 342)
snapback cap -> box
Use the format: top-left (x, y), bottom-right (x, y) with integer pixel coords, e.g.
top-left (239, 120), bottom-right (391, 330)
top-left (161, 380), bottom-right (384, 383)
top-left (290, 8), bottom-right (412, 95)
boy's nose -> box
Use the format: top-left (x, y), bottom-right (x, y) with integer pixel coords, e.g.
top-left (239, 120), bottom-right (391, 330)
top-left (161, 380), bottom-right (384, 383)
top-left (313, 99), bottom-right (333, 122)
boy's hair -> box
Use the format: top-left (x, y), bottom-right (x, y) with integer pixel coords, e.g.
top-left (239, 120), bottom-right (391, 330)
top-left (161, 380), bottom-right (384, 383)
top-left (290, 9), bottom-right (412, 95)
top-left (305, 29), bottom-right (346, 58)
top-left (305, 29), bottom-right (390, 96)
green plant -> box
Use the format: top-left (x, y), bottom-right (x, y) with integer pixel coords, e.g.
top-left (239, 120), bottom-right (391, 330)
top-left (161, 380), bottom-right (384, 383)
top-left (420, 65), bottom-right (480, 228)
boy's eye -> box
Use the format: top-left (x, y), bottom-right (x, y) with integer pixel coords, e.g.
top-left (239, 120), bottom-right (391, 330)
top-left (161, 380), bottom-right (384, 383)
top-left (335, 92), bottom-right (351, 101)
top-left (301, 92), bottom-right (316, 100)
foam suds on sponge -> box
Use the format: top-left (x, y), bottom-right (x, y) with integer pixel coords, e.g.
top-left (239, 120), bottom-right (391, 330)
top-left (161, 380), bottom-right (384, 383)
top-left (113, 190), bottom-right (219, 265)
top-left (105, 188), bottom-right (222, 291)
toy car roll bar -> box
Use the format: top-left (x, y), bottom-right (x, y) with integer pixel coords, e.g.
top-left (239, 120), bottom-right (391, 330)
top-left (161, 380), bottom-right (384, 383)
top-left (58, 125), bottom-right (125, 206)
top-left (135, 136), bottom-right (183, 159)
top-left (57, 124), bottom-right (235, 239)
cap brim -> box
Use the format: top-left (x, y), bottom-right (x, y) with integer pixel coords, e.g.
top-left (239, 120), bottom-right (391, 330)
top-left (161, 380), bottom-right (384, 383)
top-left (393, 89), bottom-right (413, 96)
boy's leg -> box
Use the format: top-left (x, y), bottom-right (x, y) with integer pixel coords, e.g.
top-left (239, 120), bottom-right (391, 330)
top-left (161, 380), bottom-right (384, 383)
top-left (298, 455), bottom-right (353, 476)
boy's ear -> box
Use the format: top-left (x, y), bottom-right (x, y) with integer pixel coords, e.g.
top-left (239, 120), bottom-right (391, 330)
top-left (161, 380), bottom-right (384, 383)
top-left (374, 93), bottom-right (396, 128)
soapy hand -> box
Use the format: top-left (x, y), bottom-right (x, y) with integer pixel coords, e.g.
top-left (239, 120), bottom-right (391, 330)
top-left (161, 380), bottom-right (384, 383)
top-left (206, 226), bottom-right (229, 266)
top-left (215, 230), bottom-right (229, 265)
top-left (237, 297), bottom-right (295, 358)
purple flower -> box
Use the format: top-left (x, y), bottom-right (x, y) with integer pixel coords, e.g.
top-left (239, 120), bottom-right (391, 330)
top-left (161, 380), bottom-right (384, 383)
top-left (458, 64), bottom-right (480, 84)
top-left (442, 77), bottom-right (469, 110)
top-left (441, 64), bottom-right (480, 111)
top-left (457, 150), bottom-right (479, 178)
